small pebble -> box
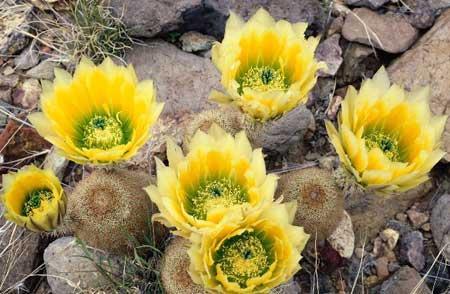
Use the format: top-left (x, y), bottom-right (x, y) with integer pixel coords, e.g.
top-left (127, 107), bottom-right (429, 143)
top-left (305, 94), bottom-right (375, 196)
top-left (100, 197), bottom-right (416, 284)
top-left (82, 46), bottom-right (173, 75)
top-left (380, 228), bottom-right (400, 250)
top-left (373, 237), bottom-right (384, 257)
top-left (400, 231), bottom-right (425, 271)
top-left (421, 223), bottom-right (431, 232)
top-left (3, 66), bottom-right (14, 76)
top-left (396, 213), bottom-right (408, 222)
top-left (365, 275), bottom-right (379, 287)
top-left (406, 209), bottom-right (429, 228)
top-left (376, 256), bottom-right (390, 279)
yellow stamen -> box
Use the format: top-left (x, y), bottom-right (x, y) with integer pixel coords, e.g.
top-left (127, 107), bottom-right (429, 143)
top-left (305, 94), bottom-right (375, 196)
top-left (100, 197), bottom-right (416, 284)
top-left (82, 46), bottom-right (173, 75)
top-left (81, 114), bottom-right (124, 149)
top-left (239, 65), bottom-right (287, 93)
top-left (214, 230), bottom-right (271, 288)
top-left (187, 178), bottom-right (248, 220)
top-left (364, 130), bottom-right (402, 162)
top-left (22, 188), bottom-right (54, 216)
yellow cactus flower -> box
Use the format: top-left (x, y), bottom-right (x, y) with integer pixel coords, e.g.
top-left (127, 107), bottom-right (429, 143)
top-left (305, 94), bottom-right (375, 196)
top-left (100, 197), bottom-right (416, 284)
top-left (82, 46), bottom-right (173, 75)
top-left (326, 67), bottom-right (447, 193)
top-left (188, 202), bottom-right (309, 293)
top-left (1, 165), bottom-right (67, 232)
top-left (210, 8), bottom-right (324, 121)
top-left (28, 57), bottom-right (163, 164)
top-left (145, 124), bottom-right (277, 237)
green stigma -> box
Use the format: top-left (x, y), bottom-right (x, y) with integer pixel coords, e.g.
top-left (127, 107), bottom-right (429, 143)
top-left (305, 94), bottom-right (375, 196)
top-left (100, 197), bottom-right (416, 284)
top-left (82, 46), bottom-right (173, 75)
top-left (185, 177), bottom-right (248, 220)
top-left (22, 188), bottom-right (54, 216)
top-left (81, 114), bottom-right (124, 149)
top-left (239, 65), bottom-right (288, 94)
top-left (214, 230), bottom-right (273, 288)
top-left (364, 130), bottom-right (403, 162)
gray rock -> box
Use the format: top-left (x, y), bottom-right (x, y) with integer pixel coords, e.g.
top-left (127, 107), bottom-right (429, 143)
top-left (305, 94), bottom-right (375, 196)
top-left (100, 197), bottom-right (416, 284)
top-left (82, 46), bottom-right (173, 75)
top-left (43, 149), bottom-right (69, 180)
top-left (387, 9), bottom-right (450, 161)
top-left (327, 211), bottom-right (355, 258)
top-left (251, 105), bottom-right (315, 154)
top-left (430, 0), bottom-right (450, 10)
top-left (0, 74), bottom-right (19, 88)
top-left (316, 34), bottom-right (343, 77)
top-left (0, 75), bottom-right (18, 103)
top-left (342, 8), bottom-right (419, 53)
top-left (125, 40), bottom-right (219, 118)
top-left (270, 279), bottom-right (302, 294)
top-left (328, 15), bottom-right (344, 36)
top-left (338, 43), bottom-right (379, 86)
top-left (12, 79), bottom-right (41, 109)
top-left (109, 0), bottom-right (202, 37)
top-left (0, 88), bottom-right (11, 103)
top-left (205, 0), bottom-right (326, 36)
top-left (402, 0), bottom-right (437, 29)
top-left (109, 0), bottom-right (326, 38)
top-left (180, 31), bottom-right (216, 52)
top-left (380, 266), bottom-right (432, 294)
top-left (345, 0), bottom-right (389, 9)
top-left (430, 194), bottom-right (450, 261)
top-left (14, 44), bottom-right (39, 70)
top-left (400, 231), bottom-right (425, 271)
top-left (0, 208), bottom-right (43, 293)
top-left (0, 1), bottom-right (32, 55)
top-left (44, 237), bottom-right (121, 294)
top-left (26, 60), bottom-right (58, 80)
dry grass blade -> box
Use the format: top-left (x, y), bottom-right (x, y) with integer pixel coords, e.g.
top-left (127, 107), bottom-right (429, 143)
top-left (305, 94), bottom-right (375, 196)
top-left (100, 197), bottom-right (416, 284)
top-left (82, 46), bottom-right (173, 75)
top-left (0, 222), bottom-right (40, 292)
top-left (75, 223), bottom-right (165, 293)
top-left (17, 0), bottom-right (133, 66)
top-left (351, 236), bottom-right (367, 294)
top-left (0, 107), bottom-right (33, 128)
top-left (348, 10), bottom-right (383, 58)
top-left (412, 243), bottom-right (450, 294)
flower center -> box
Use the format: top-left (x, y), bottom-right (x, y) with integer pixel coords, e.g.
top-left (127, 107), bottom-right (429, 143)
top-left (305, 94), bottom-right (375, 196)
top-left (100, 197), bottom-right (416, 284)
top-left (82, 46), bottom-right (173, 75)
top-left (186, 177), bottom-right (248, 220)
top-left (364, 131), bottom-right (402, 162)
top-left (22, 188), bottom-right (54, 216)
top-left (81, 114), bottom-right (124, 149)
top-left (214, 230), bottom-right (272, 288)
top-left (239, 65), bottom-right (288, 94)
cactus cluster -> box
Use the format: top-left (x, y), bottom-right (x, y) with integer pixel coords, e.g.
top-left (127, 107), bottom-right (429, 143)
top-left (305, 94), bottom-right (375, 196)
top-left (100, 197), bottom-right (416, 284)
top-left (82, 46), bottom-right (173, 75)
top-left (183, 106), bottom-right (256, 150)
top-left (67, 168), bottom-right (167, 255)
top-left (160, 237), bottom-right (207, 294)
top-left (277, 167), bottom-right (345, 240)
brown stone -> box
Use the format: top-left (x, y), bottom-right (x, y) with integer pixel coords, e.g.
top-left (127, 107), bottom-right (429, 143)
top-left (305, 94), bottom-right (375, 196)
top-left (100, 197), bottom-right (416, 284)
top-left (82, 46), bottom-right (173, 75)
top-left (316, 34), bottom-right (343, 77)
top-left (0, 119), bottom-right (51, 162)
top-left (380, 266), bottom-right (432, 294)
top-left (406, 209), bottom-right (429, 228)
top-left (12, 79), bottom-right (41, 109)
top-left (376, 256), bottom-right (390, 279)
top-left (109, 0), bottom-right (326, 38)
top-left (388, 10), bottom-right (450, 161)
top-left (346, 181), bottom-right (433, 246)
top-left (342, 8), bottom-right (418, 53)
top-left (125, 40), bottom-right (219, 119)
